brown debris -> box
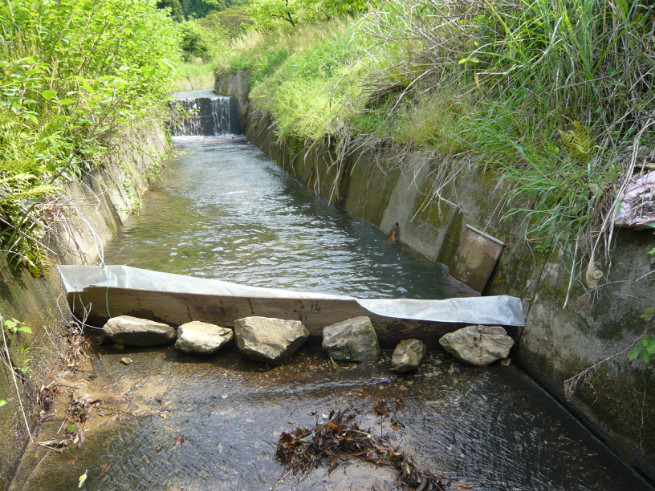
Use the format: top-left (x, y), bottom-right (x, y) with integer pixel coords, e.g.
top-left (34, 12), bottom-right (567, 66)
top-left (373, 398), bottom-right (403, 416)
top-left (275, 408), bottom-right (445, 490)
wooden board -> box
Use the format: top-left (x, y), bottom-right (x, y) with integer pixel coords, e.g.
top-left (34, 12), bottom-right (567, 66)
top-left (69, 287), bottom-right (518, 349)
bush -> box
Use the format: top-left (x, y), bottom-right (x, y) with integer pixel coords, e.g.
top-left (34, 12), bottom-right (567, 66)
top-left (0, 0), bottom-right (181, 273)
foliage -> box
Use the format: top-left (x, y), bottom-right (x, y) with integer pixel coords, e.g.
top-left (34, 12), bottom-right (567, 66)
top-left (249, 0), bottom-right (372, 29)
top-left (2, 318), bottom-right (32, 336)
top-left (16, 346), bottom-right (33, 376)
top-left (363, 0), bottom-right (655, 254)
top-left (198, 5), bottom-right (253, 38)
top-left (180, 0), bottom-right (246, 20)
top-left (180, 22), bottom-right (214, 61)
top-left (157, 0), bottom-right (185, 22)
top-left (628, 332), bottom-right (655, 364)
top-left (0, 399), bottom-right (7, 408)
top-left (0, 0), bottom-right (181, 273)
top-left (174, 61), bottom-right (220, 90)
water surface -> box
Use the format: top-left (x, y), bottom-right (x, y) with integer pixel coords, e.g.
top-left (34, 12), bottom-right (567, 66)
top-left (105, 135), bottom-right (466, 299)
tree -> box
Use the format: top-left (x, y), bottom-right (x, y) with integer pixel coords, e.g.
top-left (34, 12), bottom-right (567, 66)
top-left (250, 0), bottom-right (374, 30)
top-left (157, 0), bottom-right (185, 22)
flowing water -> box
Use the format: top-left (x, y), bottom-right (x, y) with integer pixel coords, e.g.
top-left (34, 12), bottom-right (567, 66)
top-left (10, 91), bottom-right (650, 490)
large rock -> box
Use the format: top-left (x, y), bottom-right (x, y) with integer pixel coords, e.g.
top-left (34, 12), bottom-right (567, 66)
top-left (322, 316), bottom-right (380, 362)
top-left (103, 315), bottom-right (176, 346)
top-left (234, 316), bottom-right (309, 364)
top-left (175, 321), bottom-right (233, 354)
top-left (391, 339), bottom-right (427, 373)
top-left (439, 325), bottom-right (514, 366)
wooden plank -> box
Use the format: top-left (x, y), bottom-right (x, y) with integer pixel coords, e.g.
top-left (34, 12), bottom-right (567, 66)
top-left (70, 287), bottom-right (514, 349)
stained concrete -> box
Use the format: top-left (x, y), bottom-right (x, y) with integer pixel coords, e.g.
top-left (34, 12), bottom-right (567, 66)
top-left (0, 122), bottom-right (168, 489)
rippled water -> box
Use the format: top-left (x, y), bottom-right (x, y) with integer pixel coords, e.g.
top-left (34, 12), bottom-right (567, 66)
top-left (12, 348), bottom-right (650, 490)
top-left (104, 135), bottom-right (467, 299)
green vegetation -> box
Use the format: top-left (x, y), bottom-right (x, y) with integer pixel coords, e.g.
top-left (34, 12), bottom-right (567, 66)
top-left (249, 0), bottom-right (371, 28)
top-left (629, 332), bottom-right (655, 364)
top-left (179, 0), bottom-right (247, 21)
top-left (2, 318), bottom-right (31, 336)
top-left (218, 0), bottom-right (655, 264)
top-left (0, 0), bottom-right (180, 274)
top-left (172, 4), bottom-right (253, 90)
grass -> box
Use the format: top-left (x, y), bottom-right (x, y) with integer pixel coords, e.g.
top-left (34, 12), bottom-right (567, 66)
top-left (218, 0), bottom-right (655, 272)
top-left (174, 60), bottom-right (219, 91)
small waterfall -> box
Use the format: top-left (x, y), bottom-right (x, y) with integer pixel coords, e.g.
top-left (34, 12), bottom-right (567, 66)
top-left (170, 90), bottom-right (241, 136)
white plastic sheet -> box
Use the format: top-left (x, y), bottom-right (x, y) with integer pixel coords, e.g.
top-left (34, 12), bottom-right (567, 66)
top-left (58, 265), bottom-right (525, 327)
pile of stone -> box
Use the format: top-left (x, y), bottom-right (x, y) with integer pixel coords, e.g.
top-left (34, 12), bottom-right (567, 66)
top-left (102, 314), bottom-right (513, 370)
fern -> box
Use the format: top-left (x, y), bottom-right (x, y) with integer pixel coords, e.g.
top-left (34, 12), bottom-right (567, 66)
top-left (558, 121), bottom-right (594, 163)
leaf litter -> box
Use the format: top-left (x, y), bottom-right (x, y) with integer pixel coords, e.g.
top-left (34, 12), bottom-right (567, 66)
top-left (274, 401), bottom-right (446, 490)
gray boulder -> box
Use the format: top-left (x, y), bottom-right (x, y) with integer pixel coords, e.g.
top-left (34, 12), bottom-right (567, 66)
top-left (322, 316), bottom-right (380, 362)
top-left (234, 316), bottom-right (309, 364)
top-left (439, 325), bottom-right (514, 366)
top-left (391, 339), bottom-right (427, 372)
top-left (175, 321), bottom-right (233, 354)
top-left (103, 315), bottom-right (176, 346)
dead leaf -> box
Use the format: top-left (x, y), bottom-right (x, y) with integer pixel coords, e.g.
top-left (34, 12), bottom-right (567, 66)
top-left (68, 458), bottom-right (77, 465)
top-left (174, 435), bottom-right (185, 447)
top-left (328, 456), bottom-right (338, 475)
top-left (102, 440), bottom-right (110, 446)
top-left (78, 469), bottom-right (88, 488)
top-left (101, 463), bottom-right (110, 473)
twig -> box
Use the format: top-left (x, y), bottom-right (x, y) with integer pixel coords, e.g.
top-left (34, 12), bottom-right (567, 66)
top-left (1, 315), bottom-right (34, 442)
top-left (270, 468), bottom-right (291, 490)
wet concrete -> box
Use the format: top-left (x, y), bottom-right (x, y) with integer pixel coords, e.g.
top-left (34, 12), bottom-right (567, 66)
top-left (11, 346), bottom-right (649, 490)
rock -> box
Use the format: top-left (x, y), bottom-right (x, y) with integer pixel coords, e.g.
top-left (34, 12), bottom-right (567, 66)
top-left (175, 321), bottom-right (233, 354)
top-left (103, 315), bottom-right (176, 347)
top-left (234, 316), bottom-right (309, 364)
top-left (120, 357), bottom-right (133, 365)
top-left (322, 316), bottom-right (380, 362)
top-left (391, 339), bottom-right (426, 372)
top-left (439, 325), bottom-right (514, 367)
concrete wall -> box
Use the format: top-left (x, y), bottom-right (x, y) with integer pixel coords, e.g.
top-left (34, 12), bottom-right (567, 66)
top-left (218, 72), bottom-right (655, 481)
top-left (0, 123), bottom-right (168, 489)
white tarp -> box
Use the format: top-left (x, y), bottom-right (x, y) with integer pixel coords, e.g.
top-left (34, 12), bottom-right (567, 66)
top-left (58, 265), bottom-right (525, 327)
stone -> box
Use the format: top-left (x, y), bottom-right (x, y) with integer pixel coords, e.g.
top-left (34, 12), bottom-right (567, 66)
top-left (391, 339), bottom-right (427, 372)
top-left (322, 316), bottom-right (380, 362)
top-left (439, 325), bottom-right (514, 367)
top-left (120, 357), bottom-right (133, 365)
top-left (175, 321), bottom-right (233, 354)
top-left (234, 316), bottom-right (309, 364)
top-left (102, 315), bottom-right (176, 347)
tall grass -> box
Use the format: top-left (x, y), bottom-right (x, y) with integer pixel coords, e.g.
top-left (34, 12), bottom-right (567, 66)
top-left (365, 0), bottom-right (655, 260)
top-left (221, 0), bottom-right (655, 271)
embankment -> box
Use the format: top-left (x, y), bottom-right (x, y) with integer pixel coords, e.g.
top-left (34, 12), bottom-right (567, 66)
top-left (0, 123), bottom-right (168, 489)
top-left (217, 70), bottom-right (655, 481)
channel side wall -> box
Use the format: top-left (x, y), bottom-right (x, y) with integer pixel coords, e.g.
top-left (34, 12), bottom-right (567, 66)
top-left (218, 71), bottom-right (655, 480)
top-left (0, 123), bottom-right (168, 489)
